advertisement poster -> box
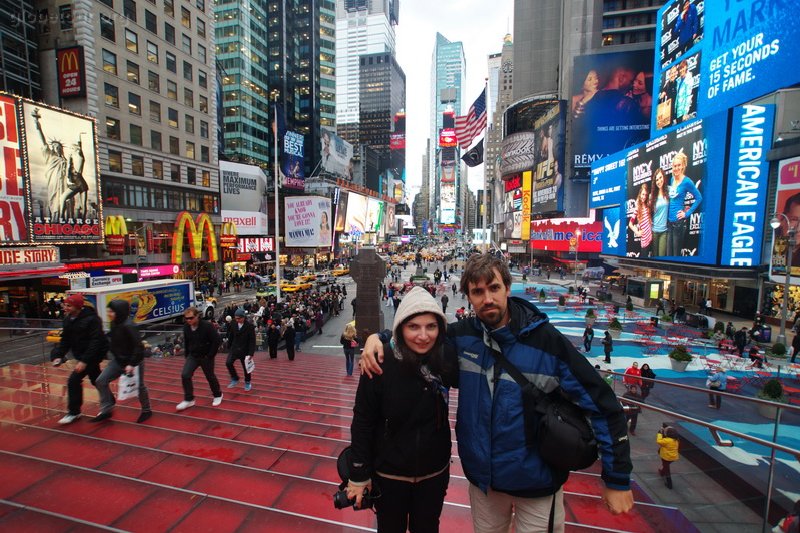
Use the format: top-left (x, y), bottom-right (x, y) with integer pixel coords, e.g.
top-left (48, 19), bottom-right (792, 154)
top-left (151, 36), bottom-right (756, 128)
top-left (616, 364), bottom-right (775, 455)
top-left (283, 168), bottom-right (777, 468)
top-left (653, 0), bottom-right (800, 125)
top-left (571, 50), bottom-right (653, 168)
top-left (334, 190), bottom-right (349, 233)
top-left (282, 130), bottom-right (305, 190)
top-left (589, 151), bottom-right (628, 209)
top-left (284, 195), bottom-right (332, 248)
top-left (440, 183), bottom-right (456, 224)
top-left (344, 192), bottom-right (367, 234)
top-left (0, 94), bottom-right (27, 243)
top-left (655, 51), bottom-right (701, 130)
top-left (320, 128), bottom-right (354, 180)
top-left (21, 100), bottom-right (101, 243)
top-left (531, 101), bottom-right (565, 214)
top-left (366, 197), bottom-right (383, 234)
top-left (220, 161), bottom-right (268, 235)
top-left (79, 284), bottom-right (192, 325)
top-left (770, 156), bottom-right (800, 281)
top-left (530, 217), bottom-right (603, 253)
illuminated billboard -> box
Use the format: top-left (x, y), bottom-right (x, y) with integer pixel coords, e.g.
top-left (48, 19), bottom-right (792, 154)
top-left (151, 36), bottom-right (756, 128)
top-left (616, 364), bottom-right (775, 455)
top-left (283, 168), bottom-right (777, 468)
top-left (344, 192), bottom-right (367, 234)
top-left (220, 161), bottom-right (268, 235)
top-left (320, 127), bottom-right (354, 180)
top-left (0, 94), bottom-right (27, 244)
top-left (284, 196), bottom-right (332, 248)
top-left (531, 101), bottom-right (565, 214)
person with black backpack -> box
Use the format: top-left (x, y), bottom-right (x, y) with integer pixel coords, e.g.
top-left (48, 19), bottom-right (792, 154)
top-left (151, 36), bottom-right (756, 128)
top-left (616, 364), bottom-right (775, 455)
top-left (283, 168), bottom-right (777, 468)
top-left (92, 299), bottom-right (152, 423)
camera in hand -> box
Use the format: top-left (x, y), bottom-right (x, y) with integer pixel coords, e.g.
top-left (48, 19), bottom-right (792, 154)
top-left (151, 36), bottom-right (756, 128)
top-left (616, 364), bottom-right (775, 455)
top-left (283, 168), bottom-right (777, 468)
top-left (333, 487), bottom-right (376, 510)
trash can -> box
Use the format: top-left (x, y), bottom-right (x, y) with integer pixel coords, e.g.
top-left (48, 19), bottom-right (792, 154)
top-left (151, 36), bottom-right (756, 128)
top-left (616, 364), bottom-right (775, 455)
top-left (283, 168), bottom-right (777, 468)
top-left (761, 325), bottom-right (771, 343)
top-left (650, 316), bottom-right (659, 327)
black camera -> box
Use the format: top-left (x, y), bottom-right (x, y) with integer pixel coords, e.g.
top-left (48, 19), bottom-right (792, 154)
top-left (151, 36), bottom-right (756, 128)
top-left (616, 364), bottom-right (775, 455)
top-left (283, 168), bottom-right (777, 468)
top-left (332, 446), bottom-right (379, 511)
top-left (333, 487), bottom-right (376, 510)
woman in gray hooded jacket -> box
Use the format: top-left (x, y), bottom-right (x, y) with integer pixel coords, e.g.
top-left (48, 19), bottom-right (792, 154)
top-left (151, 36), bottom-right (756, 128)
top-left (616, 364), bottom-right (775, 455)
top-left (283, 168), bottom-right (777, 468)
top-left (93, 299), bottom-right (152, 423)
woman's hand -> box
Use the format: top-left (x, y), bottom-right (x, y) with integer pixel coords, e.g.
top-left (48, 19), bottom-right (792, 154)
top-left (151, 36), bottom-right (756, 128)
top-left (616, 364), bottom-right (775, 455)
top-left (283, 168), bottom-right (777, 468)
top-left (346, 479), bottom-right (372, 509)
top-left (125, 365), bottom-right (134, 375)
top-left (359, 334), bottom-right (385, 377)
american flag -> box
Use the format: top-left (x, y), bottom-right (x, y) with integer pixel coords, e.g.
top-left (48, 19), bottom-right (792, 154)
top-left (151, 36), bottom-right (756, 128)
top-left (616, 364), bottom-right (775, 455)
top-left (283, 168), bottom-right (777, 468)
top-left (455, 88), bottom-right (487, 149)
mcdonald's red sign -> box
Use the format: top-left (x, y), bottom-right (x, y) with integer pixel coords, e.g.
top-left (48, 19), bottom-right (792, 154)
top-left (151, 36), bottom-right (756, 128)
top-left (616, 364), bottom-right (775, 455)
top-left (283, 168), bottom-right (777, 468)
top-left (57, 46), bottom-right (86, 98)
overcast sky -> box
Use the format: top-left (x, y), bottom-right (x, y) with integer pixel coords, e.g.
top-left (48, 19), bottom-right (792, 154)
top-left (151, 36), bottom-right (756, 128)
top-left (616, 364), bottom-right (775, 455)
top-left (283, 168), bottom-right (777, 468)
top-left (394, 0), bottom-right (515, 198)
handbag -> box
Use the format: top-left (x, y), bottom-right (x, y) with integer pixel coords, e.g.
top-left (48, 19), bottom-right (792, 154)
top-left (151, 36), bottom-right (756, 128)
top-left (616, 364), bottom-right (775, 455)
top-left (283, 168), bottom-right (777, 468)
top-left (117, 366), bottom-right (140, 401)
top-left (350, 339), bottom-right (359, 348)
top-left (491, 349), bottom-right (598, 472)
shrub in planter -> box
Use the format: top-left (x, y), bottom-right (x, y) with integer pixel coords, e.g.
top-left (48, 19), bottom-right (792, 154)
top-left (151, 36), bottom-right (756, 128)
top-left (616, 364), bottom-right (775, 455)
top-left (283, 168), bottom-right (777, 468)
top-left (770, 342), bottom-right (787, 358)
top-left (669, 345), bottom-right (692, 362)
top-left (607, 317), bottom-right (623, 331)
top-left (568, 286), bottom-right (575, 295)
top-left (585, 308), bottom-right (596, 319)
top-left (758, 379), bottom-right (786, 402)
top-left (625, 301), bottom-right (634, 312)
top-left (538, 288), bottom-right (546, 301)
top-left (713, 321), bottom-right (725, 334)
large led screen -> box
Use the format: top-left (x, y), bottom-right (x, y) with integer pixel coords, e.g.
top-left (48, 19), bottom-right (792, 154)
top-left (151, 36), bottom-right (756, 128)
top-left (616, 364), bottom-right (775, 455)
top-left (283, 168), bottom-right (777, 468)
top-left (531, 102), bottom-right (565, 214)
top-left (589, 151), bottom-right (629, 209)
top-left (0, 94), bottom-right (27, 244)
top-left (571, 50), bottom-right (653, 168)
top-left (653, 0), bottom-right (800, 128)
top-left (770, 156), bottom-right (800, 282)
top-left (344, 192), bottom-right (367, 234)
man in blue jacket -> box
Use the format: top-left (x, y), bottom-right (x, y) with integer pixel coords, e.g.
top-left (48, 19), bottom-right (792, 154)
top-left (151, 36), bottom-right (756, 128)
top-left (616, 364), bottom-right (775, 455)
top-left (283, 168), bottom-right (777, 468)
top-left (361, 253), bottom-right (633, 532)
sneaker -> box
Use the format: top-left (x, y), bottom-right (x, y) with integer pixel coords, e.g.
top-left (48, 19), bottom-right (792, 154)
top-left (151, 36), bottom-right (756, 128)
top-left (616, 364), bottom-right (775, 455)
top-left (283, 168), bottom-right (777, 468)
top-left (227, 379), bottom-right (239, 388)
top-left (58, 413), bottom-right (80, 425)
top-left (90, 411), bottom-right (113, 423)
top-left (212, 395), bottom-right (223, 406)
top-left (244, 382), bottom-right (252, 391)
top-left (136, 411), bottom-right (152, 423)
top-left (176, 400), bottom-right (195, 411)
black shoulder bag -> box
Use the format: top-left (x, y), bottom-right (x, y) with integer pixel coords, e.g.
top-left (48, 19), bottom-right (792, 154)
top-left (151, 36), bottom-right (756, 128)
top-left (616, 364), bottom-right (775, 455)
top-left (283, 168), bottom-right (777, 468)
top-left (492, 349), bottom-right (598, 472)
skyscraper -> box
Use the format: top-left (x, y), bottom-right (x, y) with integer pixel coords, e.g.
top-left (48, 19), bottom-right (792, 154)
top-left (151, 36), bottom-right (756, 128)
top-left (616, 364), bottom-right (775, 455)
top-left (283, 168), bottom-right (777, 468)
top-left (429, 33), bottom-right (465, 232)
top-left (0, 1), bottom-right (41, 100)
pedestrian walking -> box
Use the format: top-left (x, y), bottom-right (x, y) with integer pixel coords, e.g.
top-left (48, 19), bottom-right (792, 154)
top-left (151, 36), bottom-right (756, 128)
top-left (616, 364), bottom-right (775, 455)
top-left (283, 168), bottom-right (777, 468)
top-left (441, 293), bottom-right (449, 313)
top-left (657, 425), bottom-right (679, 489)
top-left (621, 385), bottom-right (643, 436)
top-left (266, 321), bottom-right (281, 359)
top-left (226, 308), bottom-right (255, 391)
top-left (51, 294), bottom-right (109, 425)
top-left (340, 323), bottom-right (361, 376)
top-left (283, 319), bottom-right (296, 361)
top-left (451, 282), bottom-right (457, 296)
top-left (582, 324), bottom-right (594, 353)
top-left (706, 366), bottom-right (727, 409)
top-left (93, 299), bottom-right (152, 423)
top-left (178, 307), bottom-right (223, 411)
top-left (640, 363), bottom-right (656, 400)
top-left (602, 330), bottom-right (613, 364)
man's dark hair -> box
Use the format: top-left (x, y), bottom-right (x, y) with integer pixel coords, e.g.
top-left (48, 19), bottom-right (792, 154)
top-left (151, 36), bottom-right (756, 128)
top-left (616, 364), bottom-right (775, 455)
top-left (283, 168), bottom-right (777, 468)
top-left (460, 253), bottom-right (512, 296)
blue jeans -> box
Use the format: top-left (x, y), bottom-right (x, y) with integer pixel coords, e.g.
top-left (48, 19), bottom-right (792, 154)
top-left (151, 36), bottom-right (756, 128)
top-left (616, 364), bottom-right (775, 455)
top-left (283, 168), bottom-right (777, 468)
top-left (344, 349), bottom-right (355, 375)
top-left (295, 331), bottom-right (304, 350)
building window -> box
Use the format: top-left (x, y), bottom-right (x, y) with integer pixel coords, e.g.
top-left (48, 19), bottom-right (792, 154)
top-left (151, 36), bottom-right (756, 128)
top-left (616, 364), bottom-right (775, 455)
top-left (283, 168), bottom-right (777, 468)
top-left (125, 29), bottom-right (138, 53)
top-left (153, 160), bottom-right (163, 179)
top-left (169, 135), bottom-right (179, 154)
top-left (149, 100), bottom-right (161, 122)
top-left (202, 170), bottom-right (210, 187)
top-left (164, 0), bottom-right (174, 17)
top-left (130, 124), bottom-right (142, 145)
top-left (200, 120), bottom-right (208, 138)
top-left (100, 14), bottom-right (115, 41)
top-left (128, 92), bottom-right (141, 114)
top-left (197, 19), bottom-right (205, 38)
top-left (145, 9), bottom-right (157, 32)
top-left (183, 60), bottom-right (193, 81)
top-left (200, 145), bottom-right (209, 162)
top-left (106, 118), bottom-right (121, 140)
top-left (166, 51), bottom-right (176, 73)
top-left (171, 163), bottom-right (180, 182)
top-left (99, 0), bottom-right (113, 7)
top-left (182, 34), bottom-right (192, 54)
top-left (187, 166), bottom-right (196, 184)
top-left (198, 69), bottom-right (207, 89)
top-left (168, 108), bottom-right (178, 128)
top-left (184, 88), bottom-right (193, 107)
top-left (132, 155), bottom-right (145, 176)
top-left (124, 0), bottom-right (137, 21)
top-left (104, 83), bottom-right (119, 108)
top-left (185, 114), bottom-right (194, 134)
top-left (127, 61), bottom-right (140, 84)
top-left (197, 44), bottom-right (206, 64)
top-left (199, 95), bottom-right (208, 113)
top-left (164, 22), bottom-right (175, 44)
top-left (150, 130), bottom-right (162, 150)
top-left (166, 80), bottom-right (177, 100)
top-left (148, 70), bottom-right (159, 92)
top-left (102, 49), bottom-right (117, 75)
top-left (109, 150), bottom-right (123, 172)
top-left (186, 141), bottom-right (195, 159)
top-left (196, 0), bottom-right (205, 11)
top-left (146, 41), bottom-right (158, 63)
top-left (181, 7), bottom-right (191, 27)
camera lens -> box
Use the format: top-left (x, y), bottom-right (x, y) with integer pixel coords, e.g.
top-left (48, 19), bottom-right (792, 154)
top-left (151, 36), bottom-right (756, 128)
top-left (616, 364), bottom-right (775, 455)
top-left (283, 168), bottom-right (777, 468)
top-left (332, 490), bottom-right (354, 509)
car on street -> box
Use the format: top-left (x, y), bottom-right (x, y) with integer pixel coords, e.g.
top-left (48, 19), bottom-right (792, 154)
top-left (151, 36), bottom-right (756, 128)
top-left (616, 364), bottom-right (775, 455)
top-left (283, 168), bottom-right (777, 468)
top-left (333, 267), bottom-right (350, 277)
top-left (316, 273), bottom-right (333, 285)
top-left (295, 273), bottom-right (317, 284)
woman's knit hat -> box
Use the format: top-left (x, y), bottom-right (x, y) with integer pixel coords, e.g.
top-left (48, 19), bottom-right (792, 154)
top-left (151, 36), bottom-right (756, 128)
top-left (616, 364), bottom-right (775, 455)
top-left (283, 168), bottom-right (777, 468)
top-left (392, 286), bottom-right (447, 339)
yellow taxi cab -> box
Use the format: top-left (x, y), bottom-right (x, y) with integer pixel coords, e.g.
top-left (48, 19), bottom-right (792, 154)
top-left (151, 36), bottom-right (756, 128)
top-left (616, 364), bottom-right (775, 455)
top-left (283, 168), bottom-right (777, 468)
top-left (46, 330), bottom-right (62, 343)
top-left (295, 273), bottom-right (317, 284)
top-left (292, 279), bottom-right (313, 290)
top-left (332, 267), bottom-right (350, 277)
top-left (268, 280), bottom-right (307, 293)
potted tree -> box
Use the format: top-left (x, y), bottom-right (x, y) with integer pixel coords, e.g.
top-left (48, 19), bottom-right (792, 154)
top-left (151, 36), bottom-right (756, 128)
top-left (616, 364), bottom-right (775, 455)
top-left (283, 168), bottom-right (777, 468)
top-left (538, 288), bottom-right (546, 303)
top-left (668, 345), bottom-right (693, 372)
top-left (568, 286), bottom-right (575, 295)
top-left (585, 308), bottom-right (596, 326)
top-left (757, 379), bottom-right (788, 419)
top-left (557, 295), bottom-right (566, 312)
top-left (607, 317), bottom-right (623, 339)
top-left (768, 342), bottom-right (787, 359)
top-left (660, 313), bottom-right (673, 330)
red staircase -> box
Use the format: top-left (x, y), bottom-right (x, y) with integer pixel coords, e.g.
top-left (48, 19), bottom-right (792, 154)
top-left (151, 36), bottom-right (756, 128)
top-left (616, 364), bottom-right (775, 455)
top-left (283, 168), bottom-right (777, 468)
top-left (0, 352), bottom-right (695, 532)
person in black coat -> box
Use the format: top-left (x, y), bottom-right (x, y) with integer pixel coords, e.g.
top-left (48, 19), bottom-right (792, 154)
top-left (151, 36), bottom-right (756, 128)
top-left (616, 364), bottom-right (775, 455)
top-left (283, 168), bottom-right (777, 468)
top-left (347, 287), bottom-right (457, 530)
top-left (226, 308), bottom-right (256, 390)
top-left (178, 306), bottom-right (223, 410)
top-left (283, 320), bottom-right (296, 361)
top-left (266, 321), bottom-right (282, 359)
top-left (51, 293), bottom-right (109, 425)
top-left (602, 330), bottom-right (613, 364)
top-left (93, 299), bottom-right (152, 423)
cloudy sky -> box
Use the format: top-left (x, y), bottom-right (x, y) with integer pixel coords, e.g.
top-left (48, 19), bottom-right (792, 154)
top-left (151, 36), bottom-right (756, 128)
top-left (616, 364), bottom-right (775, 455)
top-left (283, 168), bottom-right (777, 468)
top-left (394, 0), bottom-right (515, 197)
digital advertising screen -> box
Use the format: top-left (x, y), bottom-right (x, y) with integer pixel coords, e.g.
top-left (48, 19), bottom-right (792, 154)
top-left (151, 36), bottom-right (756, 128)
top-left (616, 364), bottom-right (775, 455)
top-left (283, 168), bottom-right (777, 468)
top-left (571, 49), bottom-right (653, 168)
top-left (655, 51), bottom-right (701, 131)
top-left (531, 102), bottom-right (565, 215)
top-left (653, 0), bottom-right (800, 128)
top-left (589, 151), bottom-right (629, 209)
top-left (320, 127), bottom-right (354, 180)
top-left (281, 130), bottom-right (305, 190)
top-left (344, 192), bottom-right (367, 234)
top-left (284, 196), bottom-right (332, 248)
top-left (770, 156), bottom-right (800, 282)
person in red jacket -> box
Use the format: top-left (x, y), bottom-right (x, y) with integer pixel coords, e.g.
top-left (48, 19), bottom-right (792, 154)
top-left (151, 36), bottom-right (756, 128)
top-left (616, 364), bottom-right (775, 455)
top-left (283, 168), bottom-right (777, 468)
top-left (623, 361), bottom-right (642, 391)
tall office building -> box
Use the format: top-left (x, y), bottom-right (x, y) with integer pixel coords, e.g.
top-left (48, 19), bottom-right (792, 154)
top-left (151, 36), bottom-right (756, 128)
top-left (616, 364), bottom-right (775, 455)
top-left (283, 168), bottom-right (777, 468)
top-left (35, 0), bottom-right (220, 262)
top-left (335, 0), bottom-right (398, 145)
top-left (485, 34), bottom-right (513, 239)
top-left (0, 1), bottom-right (41, 100)
top-left (215, 0), bottom-right (271, 168)
top-left (429, 33), bottom-right (465, 232)
top-left (601, 1), bottom-right (663, 46)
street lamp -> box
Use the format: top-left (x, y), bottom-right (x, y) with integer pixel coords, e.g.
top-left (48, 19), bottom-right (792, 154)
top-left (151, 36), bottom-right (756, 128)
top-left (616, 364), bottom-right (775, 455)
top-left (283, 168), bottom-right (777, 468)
top-left (770, 213), bottom-right (797, 345)
top-left (573, 229), bottom-right (582, 288)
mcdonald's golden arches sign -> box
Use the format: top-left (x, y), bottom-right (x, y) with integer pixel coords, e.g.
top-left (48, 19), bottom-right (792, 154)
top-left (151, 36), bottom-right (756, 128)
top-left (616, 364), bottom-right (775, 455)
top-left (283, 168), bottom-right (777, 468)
top-left (171, 211), bottom-right (219, 264)
top-left (220, 221), bottom-right (237, 248)
top-left (56, 46), bottom-right (86, 98)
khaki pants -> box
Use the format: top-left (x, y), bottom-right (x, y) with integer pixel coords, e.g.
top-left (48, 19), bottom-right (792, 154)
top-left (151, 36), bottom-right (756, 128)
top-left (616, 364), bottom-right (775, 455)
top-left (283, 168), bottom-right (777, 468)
top-left (469, 484), bottom-right (565, 533)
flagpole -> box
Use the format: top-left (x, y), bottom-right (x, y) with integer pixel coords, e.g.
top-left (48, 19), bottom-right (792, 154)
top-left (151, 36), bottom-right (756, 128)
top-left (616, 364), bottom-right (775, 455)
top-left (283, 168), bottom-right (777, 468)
top-left (273, 96), bottom-right (281, 304)
top-left (482, 78), bottom-right (488, 253)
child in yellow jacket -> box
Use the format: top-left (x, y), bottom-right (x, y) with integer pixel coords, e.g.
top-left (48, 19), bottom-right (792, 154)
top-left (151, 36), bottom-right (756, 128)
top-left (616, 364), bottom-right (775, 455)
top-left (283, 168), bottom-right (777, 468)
top-left (657, 425), bottom-right (679, 489)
